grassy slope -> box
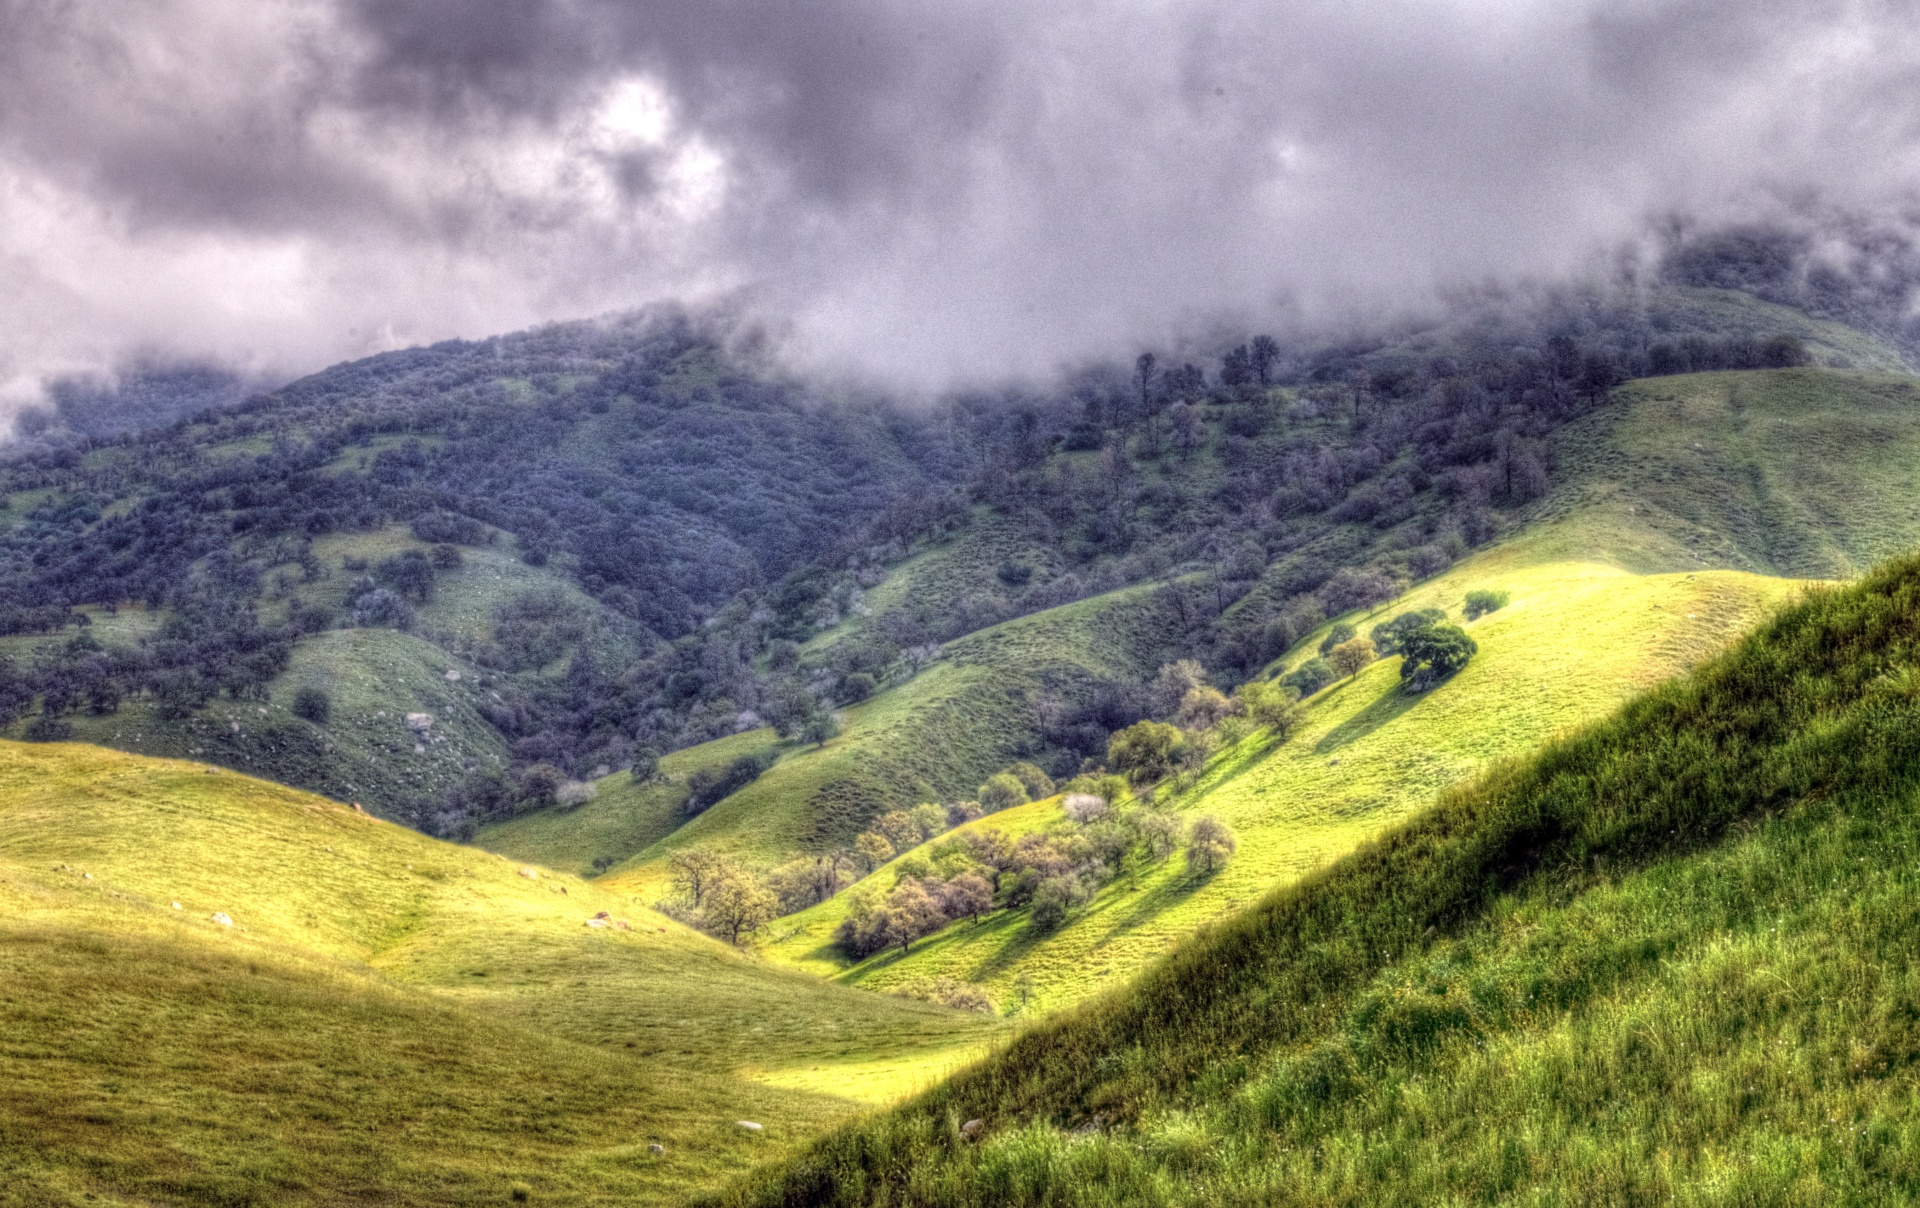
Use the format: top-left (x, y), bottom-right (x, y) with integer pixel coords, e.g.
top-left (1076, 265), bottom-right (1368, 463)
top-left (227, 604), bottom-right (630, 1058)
top-left (595, 584), bottom-right (1173, 901)
top-left (755, 368), bottom-right (1920, 1012)
top-left (0, 742), bottom-right (997, 1206)
top-left (476, 728), bottom-right (780, 877)
top-left (725, 551), bottom-right (1920, 1207)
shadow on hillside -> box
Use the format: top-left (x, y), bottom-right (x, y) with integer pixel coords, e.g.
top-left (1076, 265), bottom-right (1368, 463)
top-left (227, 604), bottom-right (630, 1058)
top-left (1312, 681), bottom-right (1421, 755)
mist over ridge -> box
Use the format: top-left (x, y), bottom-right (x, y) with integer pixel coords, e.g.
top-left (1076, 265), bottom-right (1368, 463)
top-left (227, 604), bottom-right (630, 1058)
top-left (5, 0), bottom-right (1920, 408)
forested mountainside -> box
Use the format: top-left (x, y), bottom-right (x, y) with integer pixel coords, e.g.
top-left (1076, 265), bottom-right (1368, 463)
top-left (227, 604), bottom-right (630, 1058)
top-left (0, 237), bottom-right (1907, 837)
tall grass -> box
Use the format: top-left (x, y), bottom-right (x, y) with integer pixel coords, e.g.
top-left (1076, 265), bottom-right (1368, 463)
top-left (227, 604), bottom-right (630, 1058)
top-left (722, 552), bottom-right (1920, 1205)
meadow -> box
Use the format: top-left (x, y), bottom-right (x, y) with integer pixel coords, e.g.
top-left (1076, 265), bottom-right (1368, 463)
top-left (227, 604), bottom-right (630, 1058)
top-left (0, 742), bottom-right (997, 1205)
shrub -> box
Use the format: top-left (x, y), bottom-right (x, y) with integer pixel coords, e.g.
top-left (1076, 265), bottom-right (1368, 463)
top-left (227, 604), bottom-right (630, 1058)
top-left (1006, 761), bottom-right (1056, 800)
top-left (874, 810), bottom-right (924, 852)
top-left (1186, 814), bottom-right (1237, 874)
top-left (629, 747), bottom-right (660, 783)
top-left (22, 712), bottom-right (72, 742)
top-left (291, 687), bottom-right (331, 724)
top-left (429, 543), bottom-right (464, 570)
top-left (996, 559), bottom-right (1033, 586)
top-left (946, 799), bottom-right (984, 826)
top-left (1317, 622), bottom-right (1356, 656)
top-left (979, 772), bottom-right (1029, 812)
top-left (910, 802), bottom-right (949, 839)
top-left (1463, 588), bottom-right (1511, 620)
top-left (801, 710), bottom-right (841, 746)
top-left (1370, 607), bottom-right (1446, 655)
top-left (1399, 622), bottom-right (1478, 692)
top-left (1028, 876), bottom-right (1079, 932)
top-left (683, 750), bottom-right (776, 815)
top-left (839, 672), bottom-right (877, 703)
top-left (1328, 636), bottom-right (1378, 680)
top-left (1281, 657), bottom-right (1336, 698)
top-left (516, 764), bottom-right (564, 812)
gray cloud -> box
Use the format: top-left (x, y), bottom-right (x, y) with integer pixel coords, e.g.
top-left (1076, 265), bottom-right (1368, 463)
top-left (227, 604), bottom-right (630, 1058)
top-left (3, 0), bottom-right (1920, 406)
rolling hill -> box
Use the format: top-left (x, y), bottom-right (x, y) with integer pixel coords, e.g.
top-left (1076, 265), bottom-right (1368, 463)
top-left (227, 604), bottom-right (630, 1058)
top-left (560, 367), bottom-right (1920, 1020)
top-left (0, 741), bottom-right (996, 1205)
top-left (724, 549), bottom-right (1920, 1206)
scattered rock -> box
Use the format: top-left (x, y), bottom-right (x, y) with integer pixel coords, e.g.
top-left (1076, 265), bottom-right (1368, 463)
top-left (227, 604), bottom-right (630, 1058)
top-left (584, 918), bottom-right (609, 929)
top-left (82, 872), bottom-right (93, 881)
top-left (736, 1120), bottom-right (763, 1132)
top-left (518, 867), bottom-right (539, 880)
top-left (647, 1142), bottom-right (665, 1156)
top-left (594, 911), bottom-right (611, 919)
top-left (444, 669), bottom-right (462, 682)
top-left (404, 712), bottom-right (435, 733)
top-left (413, 743), bottom-right (426, 755)
top-left (352, 803), bottom-right (366, 813)
top-left (171, 902), bottom-right (182, 910)
top-left (230, 721), bottom-right (241, 732)
top-left (211, 912), bottom-right (233, 927)
top-left (960, 1118), bottom-right (985, 1141)
top-left (1328, 757), bottom-right (1341, 766)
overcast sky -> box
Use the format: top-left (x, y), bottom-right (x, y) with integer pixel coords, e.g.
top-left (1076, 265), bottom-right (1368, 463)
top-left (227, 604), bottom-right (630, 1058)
top-left (3, 0), bottom-right (1919, 402)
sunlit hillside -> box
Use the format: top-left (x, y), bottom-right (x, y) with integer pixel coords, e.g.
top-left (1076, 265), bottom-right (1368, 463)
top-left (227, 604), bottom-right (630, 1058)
top-left (0, 742), bottom-right (996, 1205)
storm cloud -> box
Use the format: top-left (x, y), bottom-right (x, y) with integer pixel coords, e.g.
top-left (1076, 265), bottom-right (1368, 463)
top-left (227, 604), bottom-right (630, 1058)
top-left (3, 0), bottom-right (1920, 401)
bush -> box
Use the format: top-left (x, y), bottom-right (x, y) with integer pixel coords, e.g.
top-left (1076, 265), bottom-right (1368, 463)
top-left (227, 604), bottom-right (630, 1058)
top-left (1399, 622), bottom-right (1478, 692)
top-left (839, 672), bottom-right (877, 703)
top-left (429, 543), bottom-right (464, 570)
top-left (684, 750), bottom-right (777, 815)
top-left (1149, 660), bottom-right (1209, 719)
top-left (1281, 657), bottom-right (1336, 698)
top-left (979, 772), bottom-right (1029, 812)
top-left (1463, 588), bottom-right (1511, 621)
top-left (516, 764), bottom-right (564, 812)
top-left (22, 712), bottom-right (72, 742)
top-left (1370, 607), bottom-right (1446, 655)
top-left (291, 687), bottom-right (331, 724)
top-left (1005, 761), bottom-right (1056, 800)
top-left (1186, 815), bottom-right (1237, 874)
top-left (1317, 622), bottom-right (1356, 656)
top-left (629, 747), bottom-right (660, 783)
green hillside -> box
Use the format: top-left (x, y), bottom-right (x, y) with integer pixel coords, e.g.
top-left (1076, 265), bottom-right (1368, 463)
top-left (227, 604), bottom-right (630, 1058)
top-left (716, 368), bottom-right (1920, 1014)
top-left (727, 551), bottom-right (1920, 1206)
top-left (592, 583), bottom-right (1178, 899)
top-left (0, 742), bottom-right (997, 1205)
top-left (759, 553), bottom-right (1799, 1012)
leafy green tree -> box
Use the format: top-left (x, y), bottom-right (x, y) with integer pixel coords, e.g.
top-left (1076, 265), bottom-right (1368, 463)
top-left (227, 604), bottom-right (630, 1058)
top-left (1399, 622), bottom-right (1479, 692)
top-left (1237, 680), bottom-right (1303, 740)
top-left (629, 746), bottom-right (660, 784)
top-left (1005, 761), bottom-right (1056, 800)
top-left (979, 772), bottom-right (1029, 812)
top-left (910, 802), bottom-right (949, 839)
top-left (1149, 659), bottom-right (1209, 719)
top-left (1186, 815), bottom-right (1237, 874)
top-left (1370, 607), bottom-right (1446, 655)
top-left (1107, 720), bottom-right (1187, 785)
top-left (1463, 589), bottom-right (1511, 620)
top-left (874, 809), bottom-right (923, 852)
top-left (668, 849), bottom-right (724, 909)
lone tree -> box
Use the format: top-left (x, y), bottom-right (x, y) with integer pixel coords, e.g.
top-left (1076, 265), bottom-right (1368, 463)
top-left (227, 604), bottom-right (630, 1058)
top-left (1328, 636), bottom-right (1378, 680)
top-left (668, 849), bottom-right (724, 909)
top-left (1237, 680), bottom-right (1303, 741)
top-left (1135, 352), bottom-right (1157, 415)
top-left (702, 867), bottom-right (778, 946)
top-left (1186, 815), bottom-right (1237, 874)
top-left (1399, 623), bottom-right (1478, 692)
top-left (291, 686), bottom-right (330, 724)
